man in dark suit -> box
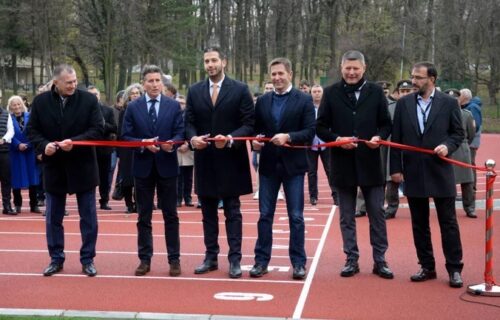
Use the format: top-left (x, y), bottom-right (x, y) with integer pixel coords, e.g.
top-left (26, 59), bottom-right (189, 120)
top-left (316, 50), bottom-right (393, 279)
top-left (185, 47), bottom-right (254, 278)
top-left (249, 57), bottom-right (315, 280)
top-left (390, 61), bottom-right (465, 288)
top-left (27, 64), bottom-right (104, 277)
top-left (122, 65), bottom-right (184, 277)
top-left (87, 85), bottom-right (117, 211)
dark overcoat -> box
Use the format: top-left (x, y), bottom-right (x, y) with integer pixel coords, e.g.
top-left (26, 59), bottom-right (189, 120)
top-left (185, 76), bottom-right (254, 197)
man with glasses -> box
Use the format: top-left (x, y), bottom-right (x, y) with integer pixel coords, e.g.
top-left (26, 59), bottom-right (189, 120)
top-left (390, 61), bottom-right (465, 288)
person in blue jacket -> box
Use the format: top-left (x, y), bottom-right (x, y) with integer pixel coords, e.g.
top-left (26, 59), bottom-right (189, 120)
top-left (8, 95), bottom-right (41, 214)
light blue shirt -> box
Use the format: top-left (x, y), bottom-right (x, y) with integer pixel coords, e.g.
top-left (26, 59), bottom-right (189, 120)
top-left (416, 89), bottom-right (435, 133)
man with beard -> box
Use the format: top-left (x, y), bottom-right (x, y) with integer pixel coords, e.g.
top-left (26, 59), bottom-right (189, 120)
top-left (185, 47), bottom-right (254, 278)
top-left (316, 50), bottom-right (393, 280)
top-left (390, 61), bottom-right (465, 288)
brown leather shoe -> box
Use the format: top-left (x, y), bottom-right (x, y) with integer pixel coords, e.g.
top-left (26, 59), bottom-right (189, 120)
top-left (135, 261), bottom-right (151, 276)
top-left (169, 261), bottom-right (181, 277)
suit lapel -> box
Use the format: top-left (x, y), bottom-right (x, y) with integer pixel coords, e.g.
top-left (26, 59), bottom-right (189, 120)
top-left (202, 79), bottom-right (212, 108)
top-left (157, 94), bottom-right (167, 128)
top-left (423, 93), bottom-right (440, 135)
top-left (137, 96), bottom-right (154, 134)
top-left (356, 84), bottom-right (371, 108)
top-left (333, 83), bottom-right (355, 110)
top-left (278, 89), bottom-right (297, 130)
top-left (406, 94), bottom-right (421, 137)
top-left (215, 77), bottom-right (232, 108)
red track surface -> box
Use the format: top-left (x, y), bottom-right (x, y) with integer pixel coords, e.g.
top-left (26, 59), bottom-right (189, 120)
top-left (1, 134), bottom-right (500, 319)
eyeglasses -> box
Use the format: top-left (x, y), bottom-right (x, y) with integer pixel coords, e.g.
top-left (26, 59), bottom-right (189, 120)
top-left (410, 75), bottom-right (428, 81)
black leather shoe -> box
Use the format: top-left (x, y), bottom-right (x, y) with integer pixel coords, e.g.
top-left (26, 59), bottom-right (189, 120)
top-left (410, 268), bottom-right (437, 282)
top-left (229, 262), bottom-right (242, 278)
top-left (194, 260), bottom-right (218, 274)
top-left (2, 205), bottom-right (17, 215)
top-left (385, 211), bottom-right (396, 219)
top-left (355, 211), bottom-right (366, 218)
top-left (176, 200), bottom-right (182, 208)
top-left (293, 265), bottom-right (306, 280)
top-left (37, 200), bottom-right (45, 207)
top-left (64, 211), bottom-right (69, 216)
top-left (82, 263), bottom-right (97, 277)
top-left (100, 203), bottom-right (112, 210)
top-left (135, 261), bottom-right (151, 276)
top-left (466, 211), bottom-right (477, 218)
top-left (310, 198), bottom-right (317, 206)
top-left (169, 260), bottom-right (181, 277)
top-left (185, 200), bottom-right (194, 207)
top-left (249, 264), bottom-right (268, 278)
top-left (449, 271), bottom-right (463, 288)
top-left (340, 260), bottom-right (359, 277)
top-left (43, 263), bottom-right (63, 276)
top-left (196, 202), bottom-right (202, 208)
top-left (372, 262), bottom-right (394, 279)
top-left (31, 206), bottom-right (42, 214)
top-left (15, 206), bottom-right (21, 213)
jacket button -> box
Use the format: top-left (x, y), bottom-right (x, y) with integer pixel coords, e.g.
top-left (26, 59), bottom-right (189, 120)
top-left (353, 111), bottom-right (356, 115)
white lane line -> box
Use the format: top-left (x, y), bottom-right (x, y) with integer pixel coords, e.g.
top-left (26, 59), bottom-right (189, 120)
top-left (0, 249), bottom-right (315, 260)
top-left (292, 205), bottom-right (336, 320)
top-left (0, 272), bottom-right (302, 284)
top-left (0, 218), bottom-right (329, 227)
top-left (0, 231), bottom-right (321, 241)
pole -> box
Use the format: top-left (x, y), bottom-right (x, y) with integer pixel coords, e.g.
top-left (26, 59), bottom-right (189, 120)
top-left (467, 159), bottom-right (500, 296)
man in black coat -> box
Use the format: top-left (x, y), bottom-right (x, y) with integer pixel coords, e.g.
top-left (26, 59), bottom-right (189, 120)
top-left (316, 50), bottom-right (393, 279)
top-left (27, 64), bottom-right (104, 277)
top-left (390, 62), bottom-right (465, 288)
top-left (185, 47), bottom-right (254, 278)
top-left (88, 86), bottom-right (117, 210)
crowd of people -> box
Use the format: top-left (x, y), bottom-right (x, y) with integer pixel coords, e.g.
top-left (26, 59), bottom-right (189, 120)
top-left (0, 48), bottom-right (484, 288)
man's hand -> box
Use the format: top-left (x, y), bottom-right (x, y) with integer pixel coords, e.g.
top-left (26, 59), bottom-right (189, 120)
top-left (434, 144), bottom-right (448, 157)
top-left (18, 143), bottom-right (28, 151)
top-left (214, 134), bottom-right (228, 149)
top-left (143, 137), bottom-right (160, 153)
top-left (337, 136), bottom-right (358, 149)
top-left (252, 134), bottom-right (265, 151)
top-left (178, 142), bottom-right (189, 153)
top-left (191, 134), bottom-right (210, 150)
top-left (365, 135), bottom-right (381, 149)
top-left (160, 140), bottom-right (174, 152)
top-left (44, 142), bottom-right (58, 156)
top-left (270, 133), bottom-right (290, 146)
top-left (391, 173), bottom-right (404, 183)
top-left (58, 139), bottom-right (73, 152)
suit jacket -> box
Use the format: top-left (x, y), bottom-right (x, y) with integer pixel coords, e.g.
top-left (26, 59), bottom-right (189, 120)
top-left (185, 76), bottom-right (254, 197)
top-left (121, 94), bottom-right (184, 179)
top-left (390, 90), bottom-right (464, 197)
top-left (254, 89), bottom-right (315, 176)
top-left (316, 81), bottom-right (392, 187)
top-left (96, 104), bottom-right (117, 155)
top-left (26, 87), bottom-right (104, 194)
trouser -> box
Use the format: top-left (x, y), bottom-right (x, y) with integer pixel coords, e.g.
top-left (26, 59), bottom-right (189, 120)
top-left (13, 185), bottom-right (38, 208)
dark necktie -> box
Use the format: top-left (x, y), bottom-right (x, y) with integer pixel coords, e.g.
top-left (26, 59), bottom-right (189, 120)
top-left (149, 99), bottom-right (157, 130)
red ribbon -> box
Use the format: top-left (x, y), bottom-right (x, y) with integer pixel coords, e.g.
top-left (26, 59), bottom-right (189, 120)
top-left (67, 137), bottom-right (493, 173)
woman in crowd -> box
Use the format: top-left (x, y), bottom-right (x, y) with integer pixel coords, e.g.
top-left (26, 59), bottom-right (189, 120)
top-left (117, 83), bottom-right (144, 213)
top-left (8, 96), bottom-right (41, 214)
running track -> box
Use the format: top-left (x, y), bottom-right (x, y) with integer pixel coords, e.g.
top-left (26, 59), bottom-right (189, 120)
top-left (0, 134), bottom-right (499, 319)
